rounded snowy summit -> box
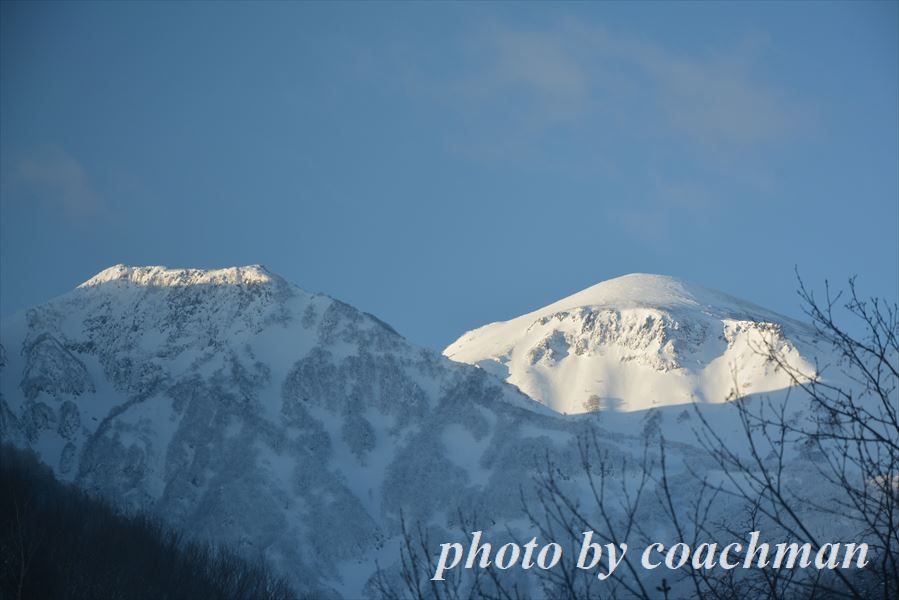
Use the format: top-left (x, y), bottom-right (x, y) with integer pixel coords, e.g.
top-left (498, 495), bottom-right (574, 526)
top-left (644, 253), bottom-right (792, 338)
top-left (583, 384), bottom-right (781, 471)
top-left (518, 273), bottom-right (788, 324)
top-left (445, 273), bottom-right (818, 414)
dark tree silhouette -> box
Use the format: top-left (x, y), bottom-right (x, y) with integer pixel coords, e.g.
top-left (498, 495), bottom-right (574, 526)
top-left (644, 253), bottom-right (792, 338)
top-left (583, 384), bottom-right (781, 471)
top-left (0, 445), bottom-right (296, 600)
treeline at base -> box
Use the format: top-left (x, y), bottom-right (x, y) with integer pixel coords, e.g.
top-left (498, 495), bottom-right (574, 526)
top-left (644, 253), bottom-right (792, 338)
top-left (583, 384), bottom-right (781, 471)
top-left (0, 444), bottom-right (295, 600)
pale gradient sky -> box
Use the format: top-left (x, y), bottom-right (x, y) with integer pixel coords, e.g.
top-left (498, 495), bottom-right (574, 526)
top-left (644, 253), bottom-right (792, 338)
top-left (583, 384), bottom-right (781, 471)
top-left (1, 1), bottom-right (897, 349)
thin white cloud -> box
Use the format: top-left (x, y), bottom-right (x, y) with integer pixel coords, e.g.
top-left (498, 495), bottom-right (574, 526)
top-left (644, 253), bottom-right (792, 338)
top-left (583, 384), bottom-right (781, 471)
top-left (623, 38), bottom-right (796, 146)
top-left (451, 20), bottom-right (803, 150)
top-left (490, 28), bottom-right (588, 111)
top-left (12, 146), bottom-right (103, 215)
top-left (452, 25), bottom-right (589, 129)
top-left (426, 19), bottom-right (807, 245)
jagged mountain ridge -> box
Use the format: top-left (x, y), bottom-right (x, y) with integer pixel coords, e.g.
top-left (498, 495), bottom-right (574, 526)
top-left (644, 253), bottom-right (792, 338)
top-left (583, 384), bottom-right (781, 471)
top-left (0, 264), bottom-right (583, 597)
top-left (445, 274), bottom-right (821, 414)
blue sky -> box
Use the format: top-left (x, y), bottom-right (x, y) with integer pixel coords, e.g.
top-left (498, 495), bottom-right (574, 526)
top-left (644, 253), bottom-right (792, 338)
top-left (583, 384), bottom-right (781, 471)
top-left (1, 1), bottom-right (897, 350)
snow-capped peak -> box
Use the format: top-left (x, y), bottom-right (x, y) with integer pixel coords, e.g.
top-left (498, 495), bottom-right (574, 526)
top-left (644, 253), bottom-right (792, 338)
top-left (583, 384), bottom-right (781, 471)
top-left (0, 263), bottom-right (555, 597)
top-left (503, 273), bottom-right (802, 327)
top-left (540, 273), bottom-right (717, 311)
top-left (78, 264), bottom-right (280, 289)
top-left (445, 274), bottom-right (818, 414)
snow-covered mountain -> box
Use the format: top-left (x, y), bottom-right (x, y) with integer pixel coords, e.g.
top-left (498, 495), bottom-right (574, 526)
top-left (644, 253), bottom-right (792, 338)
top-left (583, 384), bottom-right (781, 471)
top-left (3, 266), bottom-right (859, 598)
top-left (0, 265), bottom-right (597, 597)
top-left (445, 274), bottom-right (821, 414)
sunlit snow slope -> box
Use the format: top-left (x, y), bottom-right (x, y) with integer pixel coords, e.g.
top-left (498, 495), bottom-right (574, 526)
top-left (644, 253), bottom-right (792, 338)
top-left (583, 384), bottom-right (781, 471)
top-left (445, 274), bottom-right (821, 414)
